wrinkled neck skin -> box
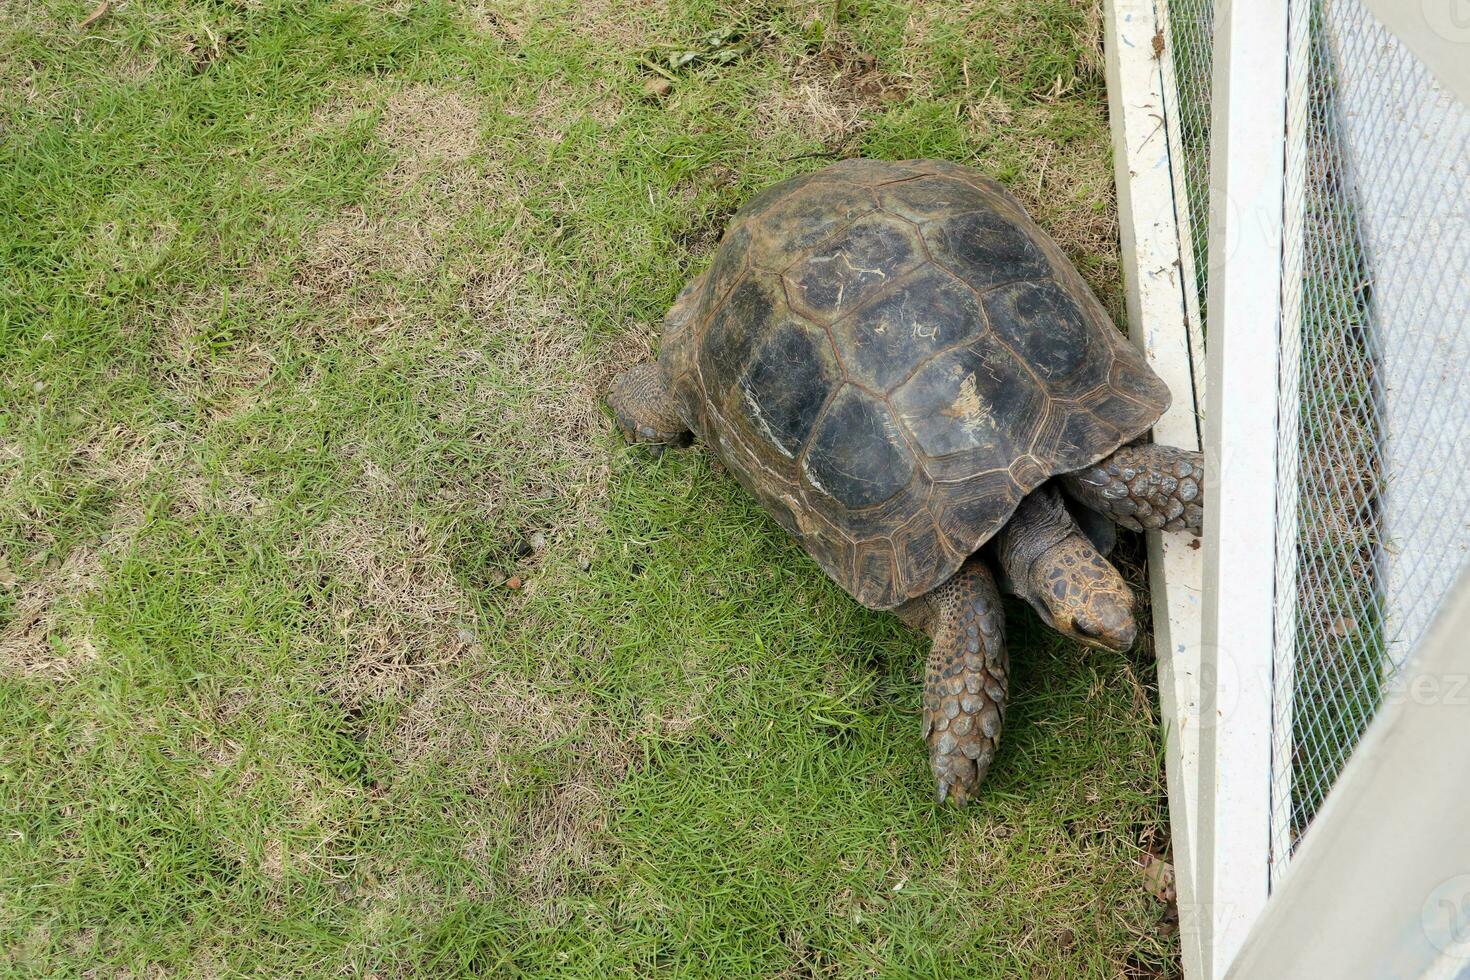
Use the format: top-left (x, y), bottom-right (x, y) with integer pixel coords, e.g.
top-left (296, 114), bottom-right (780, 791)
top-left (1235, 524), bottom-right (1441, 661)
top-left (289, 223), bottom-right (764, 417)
top-left (993, 486), bottom-right (1075, 598)
top-left (893, 594), bottom-right (938, 634)
top-left (895, 487), bottom-right (1075, 636)
top-left (897, 485), bottom-right (1137, 651)
top-left (991, 485), bottom-right (1137, 652)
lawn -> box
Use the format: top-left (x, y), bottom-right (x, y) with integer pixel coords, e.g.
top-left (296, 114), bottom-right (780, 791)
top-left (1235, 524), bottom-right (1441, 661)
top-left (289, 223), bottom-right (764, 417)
top-left (0, 0), bottom-right (1177, 975)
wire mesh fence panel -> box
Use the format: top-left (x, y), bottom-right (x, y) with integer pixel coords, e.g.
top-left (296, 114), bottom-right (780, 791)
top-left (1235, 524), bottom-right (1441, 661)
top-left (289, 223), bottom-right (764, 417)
top-left (1158, 0), bottom-right (1470, 890)
top-left (1162, 0), bottom-right (1214, 328)
top-left (1269, 0), bottom-right (1470, 873)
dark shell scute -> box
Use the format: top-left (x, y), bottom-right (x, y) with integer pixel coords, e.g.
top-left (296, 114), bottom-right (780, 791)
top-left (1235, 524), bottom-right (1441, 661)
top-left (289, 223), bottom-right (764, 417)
top-left (735, 318), bottom-right (841, 459)
top-left (833, 266), bottom-right (985, 392)
top-left (933, 473), bottom-right (1014, 553)
top-left (733, 173), bottom-right (817, 228)
top-left (983, 279), bottom-right (1093, 381)
top-left (854, 540), bottom-right (895, 589)
top-left (891, 338), bottom-right (1042, 460)
top-left (699, 276), bottom-right (780, 390)
top-left (1058, 410), bottom-right (1123, 459)
top-left (803, 386), bottom-right (916, 509)
top-left (1110, 353), bottom-right (1173, 407)
top-left (1087, 391), bottom-right (1156, 437)
top-left (893, 519), bottom-right (947, 596)
top-left (923, 209), bottom-right (1051, 289)
top-left (875, 175), bottom-right (990, 225)
top-left (760, 489), bottom-right (803, 537)
top-left (706, 223), bottom-right (751, 305)
top-left (785, 213), bottom-right (923, 320)
top-left (747, 182), bottom-right (876, 271)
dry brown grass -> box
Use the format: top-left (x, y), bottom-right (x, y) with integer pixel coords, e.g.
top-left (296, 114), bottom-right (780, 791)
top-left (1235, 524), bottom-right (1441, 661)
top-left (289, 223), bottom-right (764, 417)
top-left (0, 423), bottom-right (163, 679)
top-left (0, 463), bottom-right (271, 681)
top-left (1, 551), bottom-right (101, 681)
top-left (448, 267), bottom-right (633, 540)
top-left (506, 71), bottom-right (625, 145)
top-left (0, 566), bottom-right (102, 680)
top-left (1005, 117), bottom-right (1116, 250)
top-left (467, 0), bottom-right (670, 51)
top-left (376, 84), bottom-right (486, 180)
top-left (397, 670), bottom-right (637, 906)
top-left (153, 285), bottom-right (281, 414)
top-left (0, 5), bottom-right (159, 122)
top-left (295, 82), bottom-right (497, 319)
top-left (758, 38), bottom-right (907, 152)
top-left (305, 509), bottom-right (475, 709)
top-left (282, 334), bottom-right (626, 899)
top-left (286, 272), bottom-right (645, 903)
top-left (296, 204), bottom-right (437, 300)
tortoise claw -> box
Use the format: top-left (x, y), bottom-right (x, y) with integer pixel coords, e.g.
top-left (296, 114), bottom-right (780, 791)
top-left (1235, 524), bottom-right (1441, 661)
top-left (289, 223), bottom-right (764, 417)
top-left (934, 771), bottom-right (974, 808)
top-left (936, 780), bottom-right (960, 807)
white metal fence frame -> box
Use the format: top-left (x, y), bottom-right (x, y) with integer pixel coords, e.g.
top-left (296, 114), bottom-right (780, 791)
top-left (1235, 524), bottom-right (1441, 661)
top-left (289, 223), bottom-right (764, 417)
top-left (1102, 4), bottom-right (1207, 973)
top-left (1106, 0), bottom-right (1470, 976)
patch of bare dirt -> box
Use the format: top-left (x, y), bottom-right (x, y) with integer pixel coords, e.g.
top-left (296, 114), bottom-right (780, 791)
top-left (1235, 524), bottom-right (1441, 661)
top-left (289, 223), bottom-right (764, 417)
top-left (305, 508), bottom-right (476, 709)
top-left (396, 672), bottom-right (636, 906)
top-left (760, 39), bottom-right (907, 153)
top-left (467, 0), bottom-right (669, 51)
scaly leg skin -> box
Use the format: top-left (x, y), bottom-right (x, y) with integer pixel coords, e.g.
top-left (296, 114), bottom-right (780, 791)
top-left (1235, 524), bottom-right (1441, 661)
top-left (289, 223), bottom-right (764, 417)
top-left (607, 362), bottom-right (691, 454)
top-left (1061, 443), bottom-right (1204, 535)
top-left (921, 559), bottom-right (1008, 806)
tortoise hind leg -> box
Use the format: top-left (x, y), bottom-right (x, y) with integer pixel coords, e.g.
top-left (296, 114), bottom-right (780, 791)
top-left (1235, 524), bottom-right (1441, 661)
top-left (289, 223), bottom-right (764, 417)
top-left (1061, 443), bottom-right (1204, 535)
top-left (608, 362), bottom-right (691, 453)
top-left (922, 559), bottom-right (1008, 806)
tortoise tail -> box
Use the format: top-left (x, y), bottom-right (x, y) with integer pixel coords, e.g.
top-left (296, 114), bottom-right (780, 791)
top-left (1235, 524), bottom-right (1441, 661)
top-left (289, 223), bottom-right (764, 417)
top-left (922, 559), bottom-right (1009, 806)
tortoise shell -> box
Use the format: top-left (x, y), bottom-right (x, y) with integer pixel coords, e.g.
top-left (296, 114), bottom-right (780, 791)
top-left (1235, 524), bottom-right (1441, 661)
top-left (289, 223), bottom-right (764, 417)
top-left (659, 159), bottom-right (1169, 610)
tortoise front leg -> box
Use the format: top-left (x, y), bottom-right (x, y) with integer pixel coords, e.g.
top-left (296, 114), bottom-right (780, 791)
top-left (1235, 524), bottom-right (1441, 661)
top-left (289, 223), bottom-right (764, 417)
top-left (608, 362), bottom-right (691, 453)
top-left (1061, 443), bottom-right (1204, 535)
top-left (921, 559), bottom-right (1009, 806)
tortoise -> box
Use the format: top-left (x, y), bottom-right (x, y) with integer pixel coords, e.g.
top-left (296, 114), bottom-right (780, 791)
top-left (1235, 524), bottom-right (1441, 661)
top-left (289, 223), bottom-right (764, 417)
top-left (608, 159), bottom-right (1204, 804)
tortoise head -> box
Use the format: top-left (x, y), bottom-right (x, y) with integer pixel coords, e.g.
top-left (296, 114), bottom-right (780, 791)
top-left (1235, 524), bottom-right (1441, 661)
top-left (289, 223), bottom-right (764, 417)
top-left (1025, 534), bottom-right (1137, 652)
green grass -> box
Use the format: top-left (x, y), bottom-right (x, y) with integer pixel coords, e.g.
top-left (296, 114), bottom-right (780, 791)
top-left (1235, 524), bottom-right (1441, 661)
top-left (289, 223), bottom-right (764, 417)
top-left (0, 0), bottom-right (1175, 975)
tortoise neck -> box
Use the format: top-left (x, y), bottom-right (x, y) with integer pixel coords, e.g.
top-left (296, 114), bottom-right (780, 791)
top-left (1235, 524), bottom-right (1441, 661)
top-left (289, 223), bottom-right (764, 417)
top-left (993, 485), bottom-right (1076, 594)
